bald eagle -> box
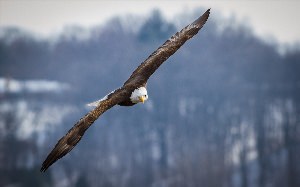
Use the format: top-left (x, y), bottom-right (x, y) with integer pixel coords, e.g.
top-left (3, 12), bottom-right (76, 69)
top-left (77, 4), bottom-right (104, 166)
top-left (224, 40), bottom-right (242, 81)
top-left (41, 9), bottom-right (210, 172)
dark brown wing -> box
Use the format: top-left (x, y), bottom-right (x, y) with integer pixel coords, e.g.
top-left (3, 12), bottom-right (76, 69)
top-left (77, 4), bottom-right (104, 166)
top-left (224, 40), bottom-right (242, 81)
top-left (124, 9), bottom-right (210, 86)
top-left (40, 88), bottom-right (127, 172)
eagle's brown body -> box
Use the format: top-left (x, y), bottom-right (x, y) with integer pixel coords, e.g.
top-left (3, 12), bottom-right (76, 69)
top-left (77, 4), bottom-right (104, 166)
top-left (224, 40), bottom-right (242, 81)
top-left (41, 9), bottom-right (210, 172)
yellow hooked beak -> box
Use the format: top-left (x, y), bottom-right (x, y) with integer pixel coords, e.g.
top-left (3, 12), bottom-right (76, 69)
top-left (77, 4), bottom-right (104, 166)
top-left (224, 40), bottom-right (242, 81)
top-left (139, 96), bottom-right (145, 103)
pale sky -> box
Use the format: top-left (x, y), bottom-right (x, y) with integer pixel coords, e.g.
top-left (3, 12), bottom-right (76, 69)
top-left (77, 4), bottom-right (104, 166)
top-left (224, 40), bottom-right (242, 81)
top-left (0, 0), bottom-right (299, 45)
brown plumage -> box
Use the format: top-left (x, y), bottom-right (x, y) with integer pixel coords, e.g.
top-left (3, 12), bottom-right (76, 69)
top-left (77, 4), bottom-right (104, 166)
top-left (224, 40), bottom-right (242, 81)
top-left (40, 9), bottom-right (210, 172)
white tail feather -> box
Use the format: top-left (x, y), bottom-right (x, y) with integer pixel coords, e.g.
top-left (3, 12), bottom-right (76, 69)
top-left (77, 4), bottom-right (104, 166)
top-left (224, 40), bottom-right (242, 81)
top-left (86, 100), bottom-right (101, 107)
top-left (86, 96), bottom-right (107, 107)
top-left (86, 89), bottom-right (116, 107)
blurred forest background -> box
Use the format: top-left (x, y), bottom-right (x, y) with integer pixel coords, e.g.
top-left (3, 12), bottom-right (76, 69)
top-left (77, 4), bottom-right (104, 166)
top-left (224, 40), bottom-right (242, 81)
top-left (0, 8), bottom-right (300, 187)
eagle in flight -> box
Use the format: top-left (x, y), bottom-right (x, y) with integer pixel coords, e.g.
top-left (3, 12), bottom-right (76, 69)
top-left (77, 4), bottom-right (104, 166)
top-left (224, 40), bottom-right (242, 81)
top-left (41, 9), bottom-right (210, 172)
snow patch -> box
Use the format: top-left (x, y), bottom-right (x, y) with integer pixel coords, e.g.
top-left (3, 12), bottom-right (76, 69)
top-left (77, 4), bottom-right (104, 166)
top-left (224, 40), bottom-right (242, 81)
top-left (0, 100), bottom-right (75, 141)
top-left (0, 77), bottom-right (69, 94)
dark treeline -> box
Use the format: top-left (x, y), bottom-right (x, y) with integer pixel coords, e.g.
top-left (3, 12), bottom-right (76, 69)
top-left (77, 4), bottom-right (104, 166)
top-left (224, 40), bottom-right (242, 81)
top-left (0, 9), bottom-right (300, 187)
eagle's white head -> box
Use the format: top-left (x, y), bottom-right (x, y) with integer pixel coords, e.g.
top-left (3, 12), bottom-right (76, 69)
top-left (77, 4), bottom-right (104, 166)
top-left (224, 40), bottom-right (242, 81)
top-left (130, 87), bottom-right (148, 104)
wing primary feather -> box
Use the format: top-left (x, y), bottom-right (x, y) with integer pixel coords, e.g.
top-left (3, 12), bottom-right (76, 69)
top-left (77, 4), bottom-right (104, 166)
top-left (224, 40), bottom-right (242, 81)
top-left (40, 89), bottom-right (126, 172)
top-left (40, 112), bottom-right (97, 172)
top-left (124, 9), bottom-right (210, 86)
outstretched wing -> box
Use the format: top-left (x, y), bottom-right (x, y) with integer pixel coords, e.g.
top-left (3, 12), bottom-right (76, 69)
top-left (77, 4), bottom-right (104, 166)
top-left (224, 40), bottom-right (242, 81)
top-left (124, 9), bottom-right (210, 86)
top-left (40, 88), bottom-right (127, 172)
